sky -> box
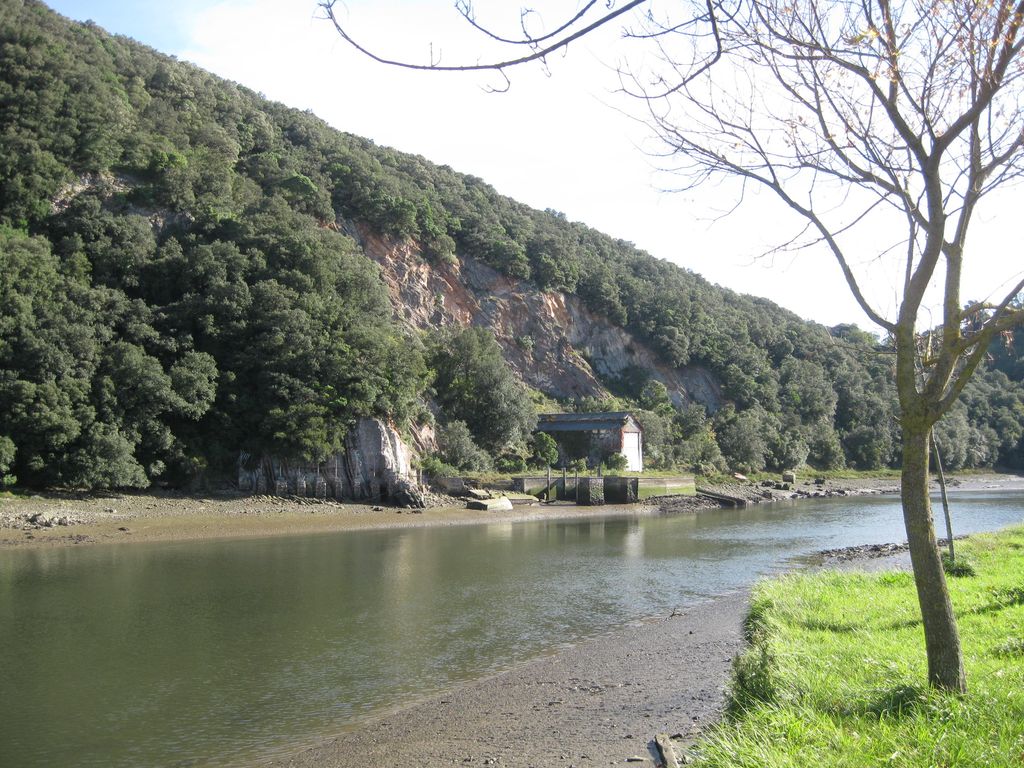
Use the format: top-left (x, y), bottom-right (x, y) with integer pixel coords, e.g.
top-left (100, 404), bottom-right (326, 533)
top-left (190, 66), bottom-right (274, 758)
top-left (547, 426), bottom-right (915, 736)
top-left (45, 1), bottom-right (1022, 330)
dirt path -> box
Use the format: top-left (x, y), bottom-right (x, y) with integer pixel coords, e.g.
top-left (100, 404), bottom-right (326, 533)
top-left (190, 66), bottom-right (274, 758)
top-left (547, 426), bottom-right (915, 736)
top-left (266, 590), bottom-right (751, 768)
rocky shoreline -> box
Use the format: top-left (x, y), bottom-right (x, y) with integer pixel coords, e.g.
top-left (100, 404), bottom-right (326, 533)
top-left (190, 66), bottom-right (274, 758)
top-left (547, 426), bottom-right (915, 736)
top-left (648, 474), bottom-right (900, 515)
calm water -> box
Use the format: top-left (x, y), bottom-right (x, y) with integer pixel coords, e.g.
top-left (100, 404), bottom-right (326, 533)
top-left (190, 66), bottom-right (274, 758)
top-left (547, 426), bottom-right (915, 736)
top-left (1, 490), bottom-right (1022, 767)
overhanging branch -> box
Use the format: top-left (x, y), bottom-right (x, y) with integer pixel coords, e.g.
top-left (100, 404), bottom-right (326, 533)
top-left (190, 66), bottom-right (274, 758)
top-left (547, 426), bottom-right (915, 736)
top-left (318, 0), bottom-right (648, 74)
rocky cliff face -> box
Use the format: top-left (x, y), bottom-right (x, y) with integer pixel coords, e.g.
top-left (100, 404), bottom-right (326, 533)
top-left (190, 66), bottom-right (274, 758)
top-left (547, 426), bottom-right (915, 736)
top-left (238, 417), bottom-right (420, 503)
top-left (352, 224), bottom-right (723, 410)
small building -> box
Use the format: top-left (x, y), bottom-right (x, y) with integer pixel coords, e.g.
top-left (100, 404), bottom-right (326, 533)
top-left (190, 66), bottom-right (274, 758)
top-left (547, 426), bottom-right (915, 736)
top-left (536, 412), bottom-right (644, 472)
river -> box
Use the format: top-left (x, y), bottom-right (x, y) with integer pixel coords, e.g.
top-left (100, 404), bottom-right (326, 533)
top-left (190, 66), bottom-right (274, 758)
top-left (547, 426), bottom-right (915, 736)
top-left (1, 489), bottom-right (1022, 767)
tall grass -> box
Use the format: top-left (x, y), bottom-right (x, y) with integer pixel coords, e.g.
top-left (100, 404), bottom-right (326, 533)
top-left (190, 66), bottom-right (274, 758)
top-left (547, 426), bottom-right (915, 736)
top-left (696, 525), bottom-right (1024, 767)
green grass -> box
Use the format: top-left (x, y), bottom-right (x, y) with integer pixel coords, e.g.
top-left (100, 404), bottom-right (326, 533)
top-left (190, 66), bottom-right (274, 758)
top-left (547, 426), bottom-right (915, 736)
top-left (638, 484), bottom-right (696, 499)
top-left (696, 525), bottom-right (1024, 767)
top-left (732, 468), bottom-right (902, 484)
top-left (801, 467), bottom-right (903, 481)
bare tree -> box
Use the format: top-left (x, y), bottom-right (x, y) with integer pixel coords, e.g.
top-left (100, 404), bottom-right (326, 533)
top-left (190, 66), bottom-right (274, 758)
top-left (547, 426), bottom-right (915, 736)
top-left (631, 0), bottom-right (1024, 692)
top-left (319, 0), bottom-right (650, 89)
top-left (324, 0), bottom-right (1024, 691)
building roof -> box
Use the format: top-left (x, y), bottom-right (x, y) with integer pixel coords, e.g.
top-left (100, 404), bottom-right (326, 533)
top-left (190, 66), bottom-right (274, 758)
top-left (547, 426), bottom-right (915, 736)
top-left (536, 412), bottom-right (641, 433)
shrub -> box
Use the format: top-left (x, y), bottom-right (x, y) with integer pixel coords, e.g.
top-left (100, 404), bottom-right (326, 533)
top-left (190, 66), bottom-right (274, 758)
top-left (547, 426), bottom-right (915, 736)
top-left (941, 552), bottom-right (977, 577)
top-left (603, 453), bottom-right (628, 473)
top-left (529, 431), bottom-right (559, 469)
top-left (435, 421), bottom-right (492, 472)
top-left (495, 453), bottom-right (527, 473)
top-left (418, 454), bottom-right (457, 478)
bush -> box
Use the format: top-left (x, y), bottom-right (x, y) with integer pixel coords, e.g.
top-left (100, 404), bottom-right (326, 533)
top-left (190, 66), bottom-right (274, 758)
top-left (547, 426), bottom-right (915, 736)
top-left (418, 454), bottom-right (457, 478)
top-left (529, 431), bottom-right (559, 469)
top-left (603, 453), bottom-right (628, 473)
top-left (495, 453), bottom-right (527, 473)
top-left (435, 421), bottom-right (492, 472)
top-left (0, 435), bottom-right (16, 487)
top-left (941, 552), bottom-right (976, 577)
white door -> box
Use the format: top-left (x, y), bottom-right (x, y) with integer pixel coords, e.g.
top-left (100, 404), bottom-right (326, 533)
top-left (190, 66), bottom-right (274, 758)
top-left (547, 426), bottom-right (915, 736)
top-left (622, 432), bottom-right (643, 472)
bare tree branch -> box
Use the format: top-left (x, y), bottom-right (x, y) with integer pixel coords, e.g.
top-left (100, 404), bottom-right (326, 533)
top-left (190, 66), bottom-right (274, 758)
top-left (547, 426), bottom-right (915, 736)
top-left (453, 1), bottom-right (601, 47)
top-left (318, 0), bottom-right (648, 74)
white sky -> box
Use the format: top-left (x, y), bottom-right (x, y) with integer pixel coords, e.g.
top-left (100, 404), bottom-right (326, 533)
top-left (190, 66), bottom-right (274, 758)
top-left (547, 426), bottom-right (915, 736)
top-left (46, 1), bottom-right (1023, 330)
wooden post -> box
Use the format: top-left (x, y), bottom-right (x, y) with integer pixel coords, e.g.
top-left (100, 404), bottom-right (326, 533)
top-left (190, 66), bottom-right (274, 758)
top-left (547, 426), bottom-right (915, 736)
top-left (931, 434), bottom-right (955, 562)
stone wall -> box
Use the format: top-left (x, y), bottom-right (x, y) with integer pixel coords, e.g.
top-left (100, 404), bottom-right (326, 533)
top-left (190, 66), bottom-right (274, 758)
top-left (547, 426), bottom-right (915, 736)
top-left (603, 477), bottom-right (639, 504)
top-left (576, 477), bottom-right (606, 506)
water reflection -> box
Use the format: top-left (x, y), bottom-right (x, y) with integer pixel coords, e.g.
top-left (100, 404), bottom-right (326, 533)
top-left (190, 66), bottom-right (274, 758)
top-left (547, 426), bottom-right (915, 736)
top-left (623, 523), bottom-right (645, 559)
top-left (0, 491), bottom-right (1021, 767)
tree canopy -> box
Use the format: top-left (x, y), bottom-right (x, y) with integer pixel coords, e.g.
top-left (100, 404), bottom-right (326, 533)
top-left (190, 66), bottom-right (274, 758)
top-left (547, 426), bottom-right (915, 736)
top-left (1, 1), bottom-right (1022, 495)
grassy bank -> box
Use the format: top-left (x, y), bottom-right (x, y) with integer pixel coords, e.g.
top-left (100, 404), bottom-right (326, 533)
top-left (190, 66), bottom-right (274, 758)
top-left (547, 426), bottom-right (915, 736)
top-left (697, 525), bottom-right (1024, 767)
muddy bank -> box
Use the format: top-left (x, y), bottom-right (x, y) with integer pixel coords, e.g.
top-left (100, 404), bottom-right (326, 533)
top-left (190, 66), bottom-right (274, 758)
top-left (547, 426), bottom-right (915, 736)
top-left (2, 472), bottom-right (1020, 550)
top-left (263, 590), bottom-right (751, 768)
top-left (0, 490), bottom-right (662, 550)
top-left (265, 541), bottom-right (922, 768)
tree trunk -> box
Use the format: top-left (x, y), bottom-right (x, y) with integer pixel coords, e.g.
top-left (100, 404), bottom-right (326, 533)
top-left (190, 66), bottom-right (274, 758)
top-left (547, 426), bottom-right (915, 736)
top-left (901, 424), bottom-right (967, 692)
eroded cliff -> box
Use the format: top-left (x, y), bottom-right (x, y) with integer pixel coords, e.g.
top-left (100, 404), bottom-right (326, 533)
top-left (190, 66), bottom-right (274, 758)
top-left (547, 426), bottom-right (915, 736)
top-left (352, 224), bottom-right (723, 410)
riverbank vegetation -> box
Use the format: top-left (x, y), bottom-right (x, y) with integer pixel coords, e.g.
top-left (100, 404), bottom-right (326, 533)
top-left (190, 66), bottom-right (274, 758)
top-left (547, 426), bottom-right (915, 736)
top-left (696, 526), bottom-right (1024, 766)
top-left (1, 2), bottom-right (1023, 491)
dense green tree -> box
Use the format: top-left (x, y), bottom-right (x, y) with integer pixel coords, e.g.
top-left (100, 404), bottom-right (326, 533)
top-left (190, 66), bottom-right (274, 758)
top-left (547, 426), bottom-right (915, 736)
top-left (1, 0), bottom-right (1021, 493)
top-left (638, 380), bottom-right (674, 416)
top-left (528, 431), bottom-right (559, 469)
top-left (0, 435), bottom-right (16, 487)
top-left (715, 405), bottom-right (775, 474)
top-left (428, 327), bottom-right (537, 456)
top-left (435, 420), bottom-right (492, 472)
top-left (671, 405), bottom-right (726, 474)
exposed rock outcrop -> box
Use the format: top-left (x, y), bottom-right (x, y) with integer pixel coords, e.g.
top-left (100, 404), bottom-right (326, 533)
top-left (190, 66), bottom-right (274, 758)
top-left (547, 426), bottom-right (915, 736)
top-left (52, 172), bottom-right (194, 233)
top-left (238, 418), bottom-right (422, 504)
top-left (353, 224), bottom-right (723, 410)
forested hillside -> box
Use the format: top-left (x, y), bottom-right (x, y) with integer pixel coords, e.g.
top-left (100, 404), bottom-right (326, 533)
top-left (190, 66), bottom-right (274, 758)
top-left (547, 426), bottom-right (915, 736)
top-left (1, 0), bottom-right (1021, 489)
